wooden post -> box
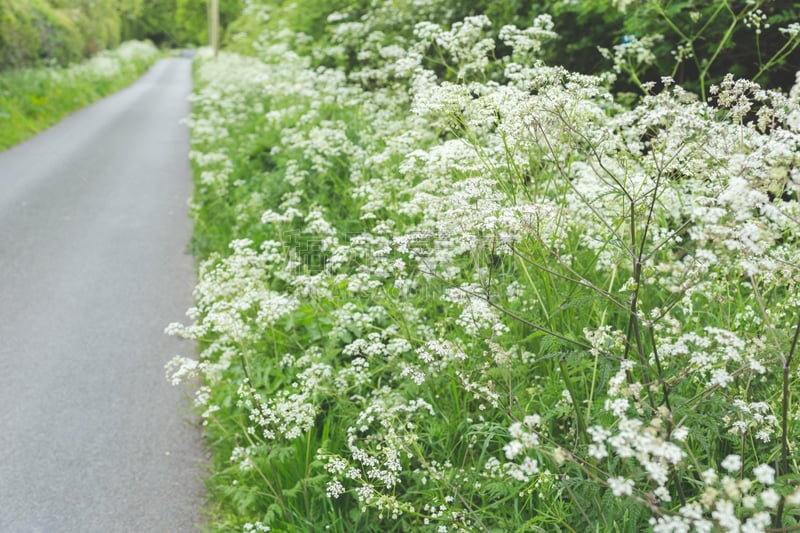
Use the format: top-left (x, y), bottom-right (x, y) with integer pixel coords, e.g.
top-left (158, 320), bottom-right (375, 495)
top-left (210, 0), bottom-right (219, 56)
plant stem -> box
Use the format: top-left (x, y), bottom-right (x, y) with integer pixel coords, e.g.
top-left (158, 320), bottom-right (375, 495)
top-left (776, 310), bottom-right (800, 528)
top-left (559, 356), bottom-right (587, 444)
top-left (648, 326), bottom-right (671, 412)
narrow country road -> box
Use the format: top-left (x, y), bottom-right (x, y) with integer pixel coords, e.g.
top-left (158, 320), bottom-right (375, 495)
top-left (0, 57), bottom-right (205, 531)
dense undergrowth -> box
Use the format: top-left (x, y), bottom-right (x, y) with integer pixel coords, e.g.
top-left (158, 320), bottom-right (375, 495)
top-left (0, 0), bottom-right (242, 70)
top-left (169, 1), bottom-right (800, 531)
top-left (0, 40), bottom-right (159, 151)
top-left (0, 0), bottom-right (121, 70)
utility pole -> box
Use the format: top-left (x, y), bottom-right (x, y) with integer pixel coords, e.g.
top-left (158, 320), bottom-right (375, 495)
top-left (209, 0), bottom-right (219, 56)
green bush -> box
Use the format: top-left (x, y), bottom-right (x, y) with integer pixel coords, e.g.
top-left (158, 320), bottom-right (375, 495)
top-left (1, 0), bottom-right (65, 69)
top-left (174, 0), bottom-right (243, 47)
top-left (0, 0), bottom-right (125, 70)
top-left (49, 0), bottom-right (121, 54)
top-left (42, 8), bottom-right (85, 65)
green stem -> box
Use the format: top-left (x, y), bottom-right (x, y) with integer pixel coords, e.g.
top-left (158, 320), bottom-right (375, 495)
top-left (559, 356), bottom-right (587, 444)
top-left (698, 12), bottom-right (740, 100)
top-left (753, 36), bottom-right (800, 82)
top-left (776, 311), bottom-right (800, 528)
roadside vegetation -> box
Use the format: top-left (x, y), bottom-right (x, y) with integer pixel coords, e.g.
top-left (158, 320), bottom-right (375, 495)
top-left (0, 0), bottom-right (242, 70)
top-left (0, 0), bottom-right (247, 151)
top-left (168, 0), bottom-right (800, 531)
top-left (0, 0), bottom-right (121, 70)
top-left (0, 40), bottom-right (159, 151)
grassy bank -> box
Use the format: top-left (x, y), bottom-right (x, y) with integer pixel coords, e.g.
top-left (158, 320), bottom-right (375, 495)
top-left (0, 40), bottom-right (160, 151)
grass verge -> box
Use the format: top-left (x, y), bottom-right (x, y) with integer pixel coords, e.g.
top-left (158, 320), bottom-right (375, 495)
top-left (0, 40), bottom-right (160, 151)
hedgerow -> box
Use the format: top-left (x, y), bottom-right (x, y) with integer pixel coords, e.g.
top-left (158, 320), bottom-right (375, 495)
top-left (0, 40), bottom-right (160, 150)
top-left (0, 0), bottom-right (124, 70)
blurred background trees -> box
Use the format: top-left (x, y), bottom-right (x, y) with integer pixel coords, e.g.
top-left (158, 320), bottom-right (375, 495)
top-left (0, 0), bottom-right (242, 70)
top-left (1, 0), bottom-right (797, 96)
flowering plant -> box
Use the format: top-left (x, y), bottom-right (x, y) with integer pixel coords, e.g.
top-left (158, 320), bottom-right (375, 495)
top-left (168, 1), bottom-right (800, 530)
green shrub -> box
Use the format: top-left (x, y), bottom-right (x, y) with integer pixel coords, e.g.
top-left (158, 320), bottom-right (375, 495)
top-left (0, 0), bottom-right (127, 70)
top-left (49, 0), bottom-right (121, 55)
top-left (0, 0), bottom-right (59, 69)
top-left (43, 8), bottom-right (84, 65)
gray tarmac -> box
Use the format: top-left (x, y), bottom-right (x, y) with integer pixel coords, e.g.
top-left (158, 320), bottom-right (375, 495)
top-left (0, 57), bottom-right (206, 532)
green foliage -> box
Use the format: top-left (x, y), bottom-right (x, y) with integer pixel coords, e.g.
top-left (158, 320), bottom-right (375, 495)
top-left (0, 0), bottom-right (80, 69)
top-left (175, 0), bottom-right (243, 47)
top-left (39, 7), bottom-right (85, 65)
top-left (229, 0), bottom-right (799, 96)
top-left (117, 0), bottom-right (145, 40)
top-left (49, 0), bottom-right (121, 54)
top-left (121, 0), bottom-right (181, 46)
top-left (0, 0), bottom-right (126, 70)
top-left (0, 40), bottom-right (160, 151)
top-left (0, 0), bottom-right (245, 64)
top-left (614, 0), bottom-right (800, 98)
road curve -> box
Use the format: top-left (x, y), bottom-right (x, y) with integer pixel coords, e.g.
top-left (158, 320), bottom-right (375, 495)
top-left (0, 57), bottom-right (205, 532)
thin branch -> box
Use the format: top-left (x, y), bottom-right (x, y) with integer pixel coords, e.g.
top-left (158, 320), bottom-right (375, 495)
top-left (776, 310), bottom-right (800, 528)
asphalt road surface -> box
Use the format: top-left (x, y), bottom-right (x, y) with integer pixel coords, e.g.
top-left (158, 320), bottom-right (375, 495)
top-left (0, 57), bottom-right (205, 532)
